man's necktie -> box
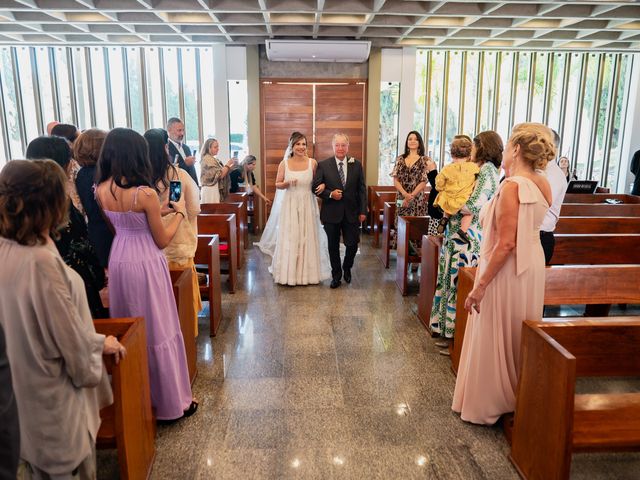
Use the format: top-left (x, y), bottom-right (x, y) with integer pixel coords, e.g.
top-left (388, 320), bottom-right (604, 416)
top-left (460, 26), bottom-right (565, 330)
top-left (338, 161), bottom-right (345, 187)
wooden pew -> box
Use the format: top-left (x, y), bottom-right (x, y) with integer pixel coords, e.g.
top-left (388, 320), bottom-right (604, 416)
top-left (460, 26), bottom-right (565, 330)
top-left (95, 317), bottom-right (155, 480)
top-left (417, 236), bottom-right (440, 330)
top-left (395, 215), bottom-right (431, 295)
top-left (511, 318), bottom-right (640, 480)
top-left (201, 202), bottom-right (245, 268)
top-left (560, 203), bottom-right (640, 217)
top-left (564, 193), bottom-right (640, 204)
top-left (194, 234), bottom-right (223, 336)
top-left (226, 192), bottom-right (250, 247)
top-left (197, 213), bottom-right (237, 294)
top-left (552, 234), bottom-right (640, 265)
top-left (169, 269), bottom-right (197, 383)
top-left (379, 202), bottom-right (396, 268)
top-left (372, 191), bottom-right (397, 247)
top-left (555, 216), bottom-right (640, 234)
top-left (451, 265), bottom-right (640, 373)
top-left (367, 186), bottom-right (395, 234)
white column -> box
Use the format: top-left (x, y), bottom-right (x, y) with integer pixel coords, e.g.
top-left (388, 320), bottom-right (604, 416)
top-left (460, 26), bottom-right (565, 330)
top-left (397, 47), bottom-right (417, 151)
top-left (618, 53), bottom-right (640, 193)
top-left (212, 44), bottom-right (230, 160)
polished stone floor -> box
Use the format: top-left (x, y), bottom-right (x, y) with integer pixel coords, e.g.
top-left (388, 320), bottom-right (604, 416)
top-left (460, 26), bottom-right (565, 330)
top-left (98, 236), bottom-right (640, 479)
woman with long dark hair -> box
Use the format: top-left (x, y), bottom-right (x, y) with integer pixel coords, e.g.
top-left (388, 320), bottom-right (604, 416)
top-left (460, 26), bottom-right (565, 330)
top-left (390, 131), bottom-right (430, 248)
top-left (96, 128), bottom-right (197, 422)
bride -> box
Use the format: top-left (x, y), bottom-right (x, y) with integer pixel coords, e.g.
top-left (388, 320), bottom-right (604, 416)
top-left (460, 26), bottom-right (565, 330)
top-left (255, 132), bottom-right (331, 285)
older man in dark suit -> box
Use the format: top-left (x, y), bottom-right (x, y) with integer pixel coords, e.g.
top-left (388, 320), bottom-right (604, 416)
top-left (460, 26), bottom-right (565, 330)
top-left (167, 117), bottom-right (199, 186)
top-left (313, 133), bottom-right (367, 289)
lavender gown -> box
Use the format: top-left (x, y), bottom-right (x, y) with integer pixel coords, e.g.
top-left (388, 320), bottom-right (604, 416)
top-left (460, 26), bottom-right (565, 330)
top-left (104, 187), bottom-right (192, 420)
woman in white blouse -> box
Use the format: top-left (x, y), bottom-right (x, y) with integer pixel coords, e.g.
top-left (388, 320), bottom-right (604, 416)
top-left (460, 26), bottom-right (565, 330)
top-left (0, 159), bottom-right (125, 479)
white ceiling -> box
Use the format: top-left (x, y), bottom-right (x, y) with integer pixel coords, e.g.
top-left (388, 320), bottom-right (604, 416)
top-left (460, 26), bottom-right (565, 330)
top-left (0, 0), bottom-right (639, 51)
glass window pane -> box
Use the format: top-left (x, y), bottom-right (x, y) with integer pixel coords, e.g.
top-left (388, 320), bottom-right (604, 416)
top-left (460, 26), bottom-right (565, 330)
top-left (513, 52), bottom-right (531, 125)
top-left (575, 54), bottom-right (599, 179)
top-left (181, 48), bottom-right (199, 151)
top-left (90, 48), bottom-right (110, 129)
top-left (145, 48), bottom-right (164, 129)
top-left (378, 81), bottom-right (400, 185)
top-left (35, 47), bottom-right (55, 125)
top-left (428, 51), bottom-right (445, 163)
top-left (163, 48), bottom-right (180, 119)
top-left (560, 53), bottom-right (583, 164)
top-left (462, 51), bottom-right (479, 138)
top-left (479, 51), bottom-right (497, 132)
top-left (200, 47), bottom-right (215, 138)
top-left (592, 54), bottom-right (614, 184)
top-left (496, 52), bottom-right (515, 141)
top-left (0, 48), bottom-right (23, 158)
top-left (16, 47), bottom-right (40, 142)
top-left (72, 48), bottom-right (91, 130)
top-left (53, 47), bottom-right (73, 124)
top-left (228, 80), bottom-right (248, 161)
top-left (530, 52), bottom-right (548, 123)
top-left (608, 54), bottom-right (630, 190)
top-left (546, 53), bottom-right (567, 134)
top-left (107, 47), bottom-right (127, 128)
top-left (413, 49), bottom-right (428, 134)
top-left (444, 51), bottom-right (463, 163)
top-left (126, 48), bottom-right (144, 133)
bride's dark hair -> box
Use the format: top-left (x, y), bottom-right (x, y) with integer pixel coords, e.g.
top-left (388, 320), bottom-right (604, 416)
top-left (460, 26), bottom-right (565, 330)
top-left (288, 132), bottom-right (307, 157)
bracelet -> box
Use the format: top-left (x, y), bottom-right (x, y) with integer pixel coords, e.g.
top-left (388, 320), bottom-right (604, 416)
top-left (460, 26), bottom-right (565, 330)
top-left (176, 211), bottom-right (185, 218)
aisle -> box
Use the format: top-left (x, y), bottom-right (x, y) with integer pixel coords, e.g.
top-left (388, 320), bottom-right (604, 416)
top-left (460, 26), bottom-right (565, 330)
top-left (99, 236), bottom-right (640, 479)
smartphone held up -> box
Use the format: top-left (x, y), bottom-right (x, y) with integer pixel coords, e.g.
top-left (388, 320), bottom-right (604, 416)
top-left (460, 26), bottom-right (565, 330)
top-left (169, 180), bottom-right (182, 204)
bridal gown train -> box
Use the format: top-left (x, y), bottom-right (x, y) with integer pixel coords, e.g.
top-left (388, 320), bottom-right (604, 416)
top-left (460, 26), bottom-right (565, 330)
top-left (256, 158), bottom-right (331, 285)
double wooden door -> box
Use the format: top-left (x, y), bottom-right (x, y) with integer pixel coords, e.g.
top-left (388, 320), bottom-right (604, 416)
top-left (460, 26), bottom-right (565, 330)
top-left (260, 80), bottom-right (367, 200)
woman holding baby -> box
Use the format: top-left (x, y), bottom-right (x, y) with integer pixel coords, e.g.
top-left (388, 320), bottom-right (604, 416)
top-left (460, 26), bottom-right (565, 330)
top-left (429, 131), bottom-right (503, 353)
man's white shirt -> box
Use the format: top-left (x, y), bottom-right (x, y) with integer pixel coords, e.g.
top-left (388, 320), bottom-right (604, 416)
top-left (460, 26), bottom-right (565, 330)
top-left (169, 138), bottom-right (187, 162)
top-left (541, 160), bottom-right (568, 232)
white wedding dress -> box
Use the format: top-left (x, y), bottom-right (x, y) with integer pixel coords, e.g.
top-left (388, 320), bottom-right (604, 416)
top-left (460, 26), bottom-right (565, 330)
top-left (255, 157), bottom-right (331, 285)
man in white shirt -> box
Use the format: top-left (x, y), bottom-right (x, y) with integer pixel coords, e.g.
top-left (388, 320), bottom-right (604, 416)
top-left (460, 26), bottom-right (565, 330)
top-left (540, 130), bottom-right (568, 264)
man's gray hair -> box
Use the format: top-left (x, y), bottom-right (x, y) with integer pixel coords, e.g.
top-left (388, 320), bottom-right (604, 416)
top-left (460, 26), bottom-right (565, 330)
top-left (332, 133), bottom-right (350, 145)
top-left (166, 117), bottom-right (183, 129)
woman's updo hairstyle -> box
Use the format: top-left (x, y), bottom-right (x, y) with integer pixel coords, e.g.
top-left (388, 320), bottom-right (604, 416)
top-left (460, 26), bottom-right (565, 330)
top-left (473, 131), bottom-right (504, 168)
top-left (450, 135), bottom-right (473, 159)
top-left (0, 160), bottom-right (69, 245)
top-left (509, 123), bottom-right (557, 171)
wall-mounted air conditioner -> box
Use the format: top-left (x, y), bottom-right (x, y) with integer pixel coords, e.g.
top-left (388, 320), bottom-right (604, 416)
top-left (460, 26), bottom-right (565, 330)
top-left (265, 40), bottom-right (371, 63)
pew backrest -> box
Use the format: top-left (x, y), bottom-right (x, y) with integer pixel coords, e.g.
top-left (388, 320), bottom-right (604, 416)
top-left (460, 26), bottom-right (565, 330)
top-left (552, 234), bottom-right (640, 264)
top-left (560, 203), bottom-right (640, 217)
top-left (555, 216), bottom-right (640, 234)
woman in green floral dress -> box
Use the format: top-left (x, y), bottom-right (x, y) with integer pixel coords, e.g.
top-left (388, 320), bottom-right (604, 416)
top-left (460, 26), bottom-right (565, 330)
top-left (430, 131), bottom-right (503, 352)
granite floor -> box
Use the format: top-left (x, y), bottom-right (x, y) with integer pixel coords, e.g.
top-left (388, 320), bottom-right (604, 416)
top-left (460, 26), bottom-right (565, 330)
top-left (98, 236), bottom-right (640, 479)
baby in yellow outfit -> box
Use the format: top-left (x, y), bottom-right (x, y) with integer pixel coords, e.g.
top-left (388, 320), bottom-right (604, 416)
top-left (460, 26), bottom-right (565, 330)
top-left (433, 139), bottom-right (480, 244)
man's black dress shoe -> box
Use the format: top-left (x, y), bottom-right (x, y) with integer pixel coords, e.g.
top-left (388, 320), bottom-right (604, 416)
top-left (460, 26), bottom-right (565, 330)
top-left (330, 279), bottom-right (341, 289)
top-left (343, 270), bottom-right (351, 283)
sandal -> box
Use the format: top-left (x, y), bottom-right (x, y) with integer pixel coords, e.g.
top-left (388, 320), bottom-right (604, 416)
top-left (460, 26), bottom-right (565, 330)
top-left (436, 217), bottom-right (448, 235)
top-left (183, 400), bottom-right (199, 418)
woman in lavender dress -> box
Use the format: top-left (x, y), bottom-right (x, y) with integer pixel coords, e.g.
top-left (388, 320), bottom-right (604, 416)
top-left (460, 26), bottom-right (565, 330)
top-left (96, 128), bottom-right (197, 421)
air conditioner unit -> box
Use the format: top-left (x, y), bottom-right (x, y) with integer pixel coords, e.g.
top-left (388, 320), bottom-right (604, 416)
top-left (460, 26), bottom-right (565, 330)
top-left (265, 40), bottom-right (371, 63)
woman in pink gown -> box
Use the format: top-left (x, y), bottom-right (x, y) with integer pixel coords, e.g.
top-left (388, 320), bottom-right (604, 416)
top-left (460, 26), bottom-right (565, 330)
top-left (96, 128), bottom-right (197, 422)
top-left (452, 123), bottom-right (555, 425)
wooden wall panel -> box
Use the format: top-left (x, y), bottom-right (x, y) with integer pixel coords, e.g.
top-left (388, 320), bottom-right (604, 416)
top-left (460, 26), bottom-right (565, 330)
top-left (315, 84), bottom-right (367, 165)
top-left (261, 83), bottom-right (313, 199)
top-left (260, 81), bottom-right (367, 213)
